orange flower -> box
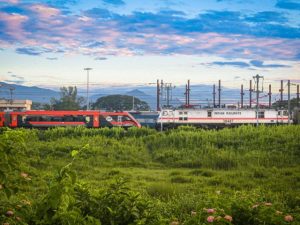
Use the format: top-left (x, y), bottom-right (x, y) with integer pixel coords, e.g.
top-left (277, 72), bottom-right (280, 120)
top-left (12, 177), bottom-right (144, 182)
top-left (284, 215), bottom-right (293, 222)
top-left (224, 215), bottom-right (233, 222)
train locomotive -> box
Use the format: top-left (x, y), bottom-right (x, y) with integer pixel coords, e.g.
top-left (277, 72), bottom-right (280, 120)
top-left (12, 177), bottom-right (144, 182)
top-left (0, 110), bottom-right (141, 128)
top-left (156, 108), bottom-right (293, 128)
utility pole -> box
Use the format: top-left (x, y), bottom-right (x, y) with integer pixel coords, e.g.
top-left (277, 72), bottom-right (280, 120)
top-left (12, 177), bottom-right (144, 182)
top-left (157, 79), bottom-right (160, 111)
top-left (288, 80), bottom-right (291, 124)
top-left (218, 80), bottom-right (221, 108)
top-left (132, 96), bottom-right (135, 111)
top-left (253, 74), bottom-right (264, 126)
top-left (187, 80), bottom-right (191, 107)
top-left (9, 87), bottom-right (14, 104)
top-left (240, 84), bottom-right (244, 109)
top-left (268, 84), bottom-right (272, 109)
top-left (212, 84), bottom-right (216, 108)
top-left (279, 80), bottom-right (284, 108)
top-left (84, 68), bottom-right (92, 110)
top-left (249, 80), bottom-right (253, 108)
top-left (184, 84), bottom-right (188, 107)
top-left (297, 84), bottom-right (300, 108)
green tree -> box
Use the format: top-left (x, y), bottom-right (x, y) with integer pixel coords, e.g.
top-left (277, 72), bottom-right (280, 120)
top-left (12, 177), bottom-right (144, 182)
top-left (92, 95), bottom-right (150, 111)
top-left (272, 97), bottom-right (299, 109)
top-left (51, 86), bottom-right (84, 110)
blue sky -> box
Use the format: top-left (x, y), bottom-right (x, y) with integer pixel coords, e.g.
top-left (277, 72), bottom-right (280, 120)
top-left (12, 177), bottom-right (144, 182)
top-left (0, 0), bottom-right (299, 89)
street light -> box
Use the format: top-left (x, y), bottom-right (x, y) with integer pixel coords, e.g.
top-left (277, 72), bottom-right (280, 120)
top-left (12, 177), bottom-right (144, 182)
top-left (84, 68), bottom-right (92, 110)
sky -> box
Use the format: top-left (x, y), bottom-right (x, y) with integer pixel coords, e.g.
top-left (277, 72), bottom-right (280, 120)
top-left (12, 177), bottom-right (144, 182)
top-left (0, 0), bottom-right (299, 91)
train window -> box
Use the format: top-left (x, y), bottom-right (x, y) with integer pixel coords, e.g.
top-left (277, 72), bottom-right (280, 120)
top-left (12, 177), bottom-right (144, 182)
top-left (65, 116), bottom-right (74, 122)
top-left (118, 116), bottom-right (122, 122)
top-left (257, 111), bottom-right (265, 118)
top-left (184, 112), bottom-right (188, 115)
top-left (183, 117), bottom-right (188, 121)
top-left (85, 116), bottom-right (91, 123)
top-left (179, 117), bottom-right (183, 121)
top-left (283, 111), bottom-right (288, 116)
top-left (278, 111), bottom-right (281, 116)
top-left (208, 111), bottom-right (212, 118)
top-left (51, 117), bottom-right (62, 122)
top-left (179, 112), bottom-right (183, 115)
top-left (162, 111), bottom-right (168, 116)
top-left (123, 116), bottom-right (131, 121)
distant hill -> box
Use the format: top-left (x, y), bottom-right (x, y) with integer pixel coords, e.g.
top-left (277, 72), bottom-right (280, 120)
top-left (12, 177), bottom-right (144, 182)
top-left (0, 82), bottom-right (59, 103)
top-left (1, 82), bottom-right (283, 110)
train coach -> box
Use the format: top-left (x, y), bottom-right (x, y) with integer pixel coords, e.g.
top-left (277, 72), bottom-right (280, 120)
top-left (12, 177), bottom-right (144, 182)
top-left (0, 110), bottom-right (141, 128)
top-left (157, 108), bottom-right (292, 128)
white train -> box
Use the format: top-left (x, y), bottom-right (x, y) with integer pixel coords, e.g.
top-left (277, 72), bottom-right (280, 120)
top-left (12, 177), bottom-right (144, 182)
top-left (157, 108), bottom-right (291, 128)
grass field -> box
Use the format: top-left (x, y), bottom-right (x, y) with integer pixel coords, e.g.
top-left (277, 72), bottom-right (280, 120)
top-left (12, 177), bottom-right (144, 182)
top-left (1, 125), bottom-right (300, 224)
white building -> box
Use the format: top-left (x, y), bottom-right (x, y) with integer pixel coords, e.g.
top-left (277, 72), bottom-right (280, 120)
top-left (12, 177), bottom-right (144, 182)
top-left (0, 99), bottom-right (32, 111)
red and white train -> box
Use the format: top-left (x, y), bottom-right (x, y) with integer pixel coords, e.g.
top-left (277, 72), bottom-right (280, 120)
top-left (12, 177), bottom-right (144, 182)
top-left (157, 108), bottom-right (292, 128)
top-left (0, 110), bottom-right (141, 128)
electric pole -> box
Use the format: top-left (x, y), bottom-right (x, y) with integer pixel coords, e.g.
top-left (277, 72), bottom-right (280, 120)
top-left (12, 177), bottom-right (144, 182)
top-left (253, 74), bottom-right (264, 126)
top-left (240, 84), bottom-right (244, 109)
top-left (212, 84), bottom-right (216, 108)
top-left (268, 84), bottom-right (272, 109)
top-left (218, 80), bottom-right (221, 108)
top-left (187, 80), bottom-right (190, 107)
top-left (288, 80), bottom-right (291, 124)
top-left (279, 80), bottom-right (284, 108)
top-left (156, 79), bottom-right (160, 111)
top-left (297, 84), bottom-right (299, 108)
top-left (249, 80), bottom-right (253, 108)
top-left (84, 68), bottom-right (92, 110)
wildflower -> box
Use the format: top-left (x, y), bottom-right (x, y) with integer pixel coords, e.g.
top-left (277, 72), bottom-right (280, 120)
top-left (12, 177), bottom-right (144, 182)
top-left (20, 172), bottom-right (28, 178)
top-left (170, 221), bottom-right (179, 225)
top-left (224, 215), bottom-right (233, 222)
top-left (207, 216), bottom-right (214, 223)
top-left (3, 223), bottom-right (10, 225)
top-left (16, 217), bottom-right (22, 221)
top-left (0, 184), bottom-right (3, 189)
top-left (284, 215), bottom-right (293, 222)
top-left (216, 190), bottom-right (221, 195)
top-left (276, 210), bottom-right (283, 215)
top-left (207, 208), bottom-right (215, 214)
top-left (191, 211), bottom-right (197, 216)
top-left (264, 202), bottom-right (272, 206)
top-left (5, 210), bottom-right (14, 217)
top-left (252, 204), bottom-right (259, 208)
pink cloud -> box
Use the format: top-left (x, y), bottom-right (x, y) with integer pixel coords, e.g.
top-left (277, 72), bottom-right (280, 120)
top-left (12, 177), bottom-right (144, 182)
top-left (0, 12), bottom-right (28, 40)
top-left (0, 0), bottom-right (18, 4)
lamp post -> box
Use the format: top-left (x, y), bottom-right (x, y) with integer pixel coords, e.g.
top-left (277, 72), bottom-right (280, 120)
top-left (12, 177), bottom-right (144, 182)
top-left (84, 68), bottom-right (92, 110)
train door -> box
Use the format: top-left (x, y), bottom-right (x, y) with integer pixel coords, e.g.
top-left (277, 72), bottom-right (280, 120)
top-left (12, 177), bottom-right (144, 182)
top-left (9, 113), bottom-right (18, 127)
top-left (0, 113), bottom-right (4, 127)
top-left (277, 110), bottom-right (288, 123)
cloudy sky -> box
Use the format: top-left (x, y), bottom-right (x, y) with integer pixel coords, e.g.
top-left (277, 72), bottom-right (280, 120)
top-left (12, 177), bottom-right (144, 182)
top-left (0, 0), bottom-right (299, 89)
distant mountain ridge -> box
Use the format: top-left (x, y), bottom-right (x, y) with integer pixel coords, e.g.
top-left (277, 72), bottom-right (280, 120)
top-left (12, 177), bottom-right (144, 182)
top-left (0, 82), bottom-right (264, 109)
top-left (0, 82), bottom-right (59, 103)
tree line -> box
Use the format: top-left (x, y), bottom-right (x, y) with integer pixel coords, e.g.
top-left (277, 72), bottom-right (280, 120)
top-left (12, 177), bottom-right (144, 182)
top-left (32, 86), bottom-right (150, 111)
